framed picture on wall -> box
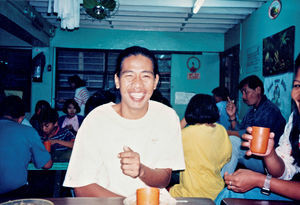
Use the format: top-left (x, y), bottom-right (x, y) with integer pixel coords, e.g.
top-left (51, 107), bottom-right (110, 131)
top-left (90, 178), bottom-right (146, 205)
top-left (263, 26), bottom-right (295, 76)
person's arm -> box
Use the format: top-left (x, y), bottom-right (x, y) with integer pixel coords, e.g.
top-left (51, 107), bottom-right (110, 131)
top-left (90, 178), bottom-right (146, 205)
top-left (43, 159), bottom-right (53, 169)
top-left (180, 118), bottom-right (187, 129)
top-left (50, 139), bottom-right (74, 148)
top-left (226, 97), bottom-right (238, 129)
top-left (119, 146), bottom-right (172, 188)
top-left (227, 130), bottom-right (240, 137)
top-left (225, 169), bottom-right (300, 200)
top-left (75, 183), bottom-right (122, 197)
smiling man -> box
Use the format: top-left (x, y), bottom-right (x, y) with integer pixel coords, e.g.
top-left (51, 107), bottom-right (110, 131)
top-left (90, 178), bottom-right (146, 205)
top-left (63, 46), bottom-right (185, 197)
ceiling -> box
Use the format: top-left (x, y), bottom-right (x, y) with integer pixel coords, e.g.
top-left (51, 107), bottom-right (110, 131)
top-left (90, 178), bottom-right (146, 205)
top-left (28, 0), bottom-right (268, 33)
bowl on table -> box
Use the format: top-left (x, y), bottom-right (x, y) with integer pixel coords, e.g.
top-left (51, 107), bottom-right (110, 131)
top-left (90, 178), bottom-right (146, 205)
top-left (0, 198), bottom-right (54, 205)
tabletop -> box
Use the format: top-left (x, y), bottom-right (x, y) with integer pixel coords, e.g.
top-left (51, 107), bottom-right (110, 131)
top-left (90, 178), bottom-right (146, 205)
top-left (46, 197), bottom-right (215, 205)
top-left (221, 198), bottom-right (297, 205)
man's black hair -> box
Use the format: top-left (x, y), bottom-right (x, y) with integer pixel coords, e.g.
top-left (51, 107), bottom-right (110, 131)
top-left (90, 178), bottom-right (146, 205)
top-left (212, 86), bottom-right (229, 101)
top-left (115, 46), bottom-right (159, 77)
top-left (239, 75), bottom-right (264, 95)
top-left (0, 95), bottom-right (25, 119)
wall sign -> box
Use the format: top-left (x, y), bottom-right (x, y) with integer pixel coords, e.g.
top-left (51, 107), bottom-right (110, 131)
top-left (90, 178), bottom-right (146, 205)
top-left (268, 0), bottom-right (282, 19)
top-left (186, 56), bottom-right (200, 79)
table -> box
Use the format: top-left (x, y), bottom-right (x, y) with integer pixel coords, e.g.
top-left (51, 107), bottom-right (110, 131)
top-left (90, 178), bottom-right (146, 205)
top-left (46, 197), bottom-right (215, 205)
top-left (28, 162), bottom-right (69, 197)
top-left (221, 198), bottom-right (297, 205)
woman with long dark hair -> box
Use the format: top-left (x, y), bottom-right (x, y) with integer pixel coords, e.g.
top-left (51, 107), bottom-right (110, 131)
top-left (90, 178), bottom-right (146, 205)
top-left (215, 54), bottom-right (300, 203)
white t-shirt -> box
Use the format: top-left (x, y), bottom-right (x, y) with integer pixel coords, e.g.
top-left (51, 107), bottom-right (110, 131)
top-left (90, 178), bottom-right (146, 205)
top-left (63, 100), bottom-right (185, 196)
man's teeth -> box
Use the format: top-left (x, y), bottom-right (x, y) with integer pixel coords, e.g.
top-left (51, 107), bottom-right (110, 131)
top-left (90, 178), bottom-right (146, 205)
top-left (130, 93), bottom-right (144, 99)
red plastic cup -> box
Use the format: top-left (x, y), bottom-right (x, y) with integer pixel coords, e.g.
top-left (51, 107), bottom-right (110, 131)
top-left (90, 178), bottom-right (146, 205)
top-left (250, 126), bottom-right (270, 154)
top-left (44, 140), bottom-right (51, 152)
top-left (136, 187), bottom-right (159, 205)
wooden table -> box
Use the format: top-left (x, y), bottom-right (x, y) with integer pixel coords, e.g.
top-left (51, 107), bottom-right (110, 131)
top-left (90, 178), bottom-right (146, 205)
top-left (46, 197), bottom-right (215, 205)
top-left (222, 198), bottom-right (297, 205)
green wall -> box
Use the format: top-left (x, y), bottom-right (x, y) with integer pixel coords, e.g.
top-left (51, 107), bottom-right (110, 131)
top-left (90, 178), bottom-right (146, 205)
top-left (31, 29), bottom-right (224, 117)
top-left (51, 29), bottom-right (224, 52)
top-left (231, 0), bottom-right (300, 120)
top-left (171, 53), bottom-right (220, 118)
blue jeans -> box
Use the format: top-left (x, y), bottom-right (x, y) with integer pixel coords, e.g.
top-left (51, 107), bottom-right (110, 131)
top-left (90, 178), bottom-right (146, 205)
top-left (221, 136), bottom-right (265, 176)
top-left (215, 187), bottom-right (291, 205)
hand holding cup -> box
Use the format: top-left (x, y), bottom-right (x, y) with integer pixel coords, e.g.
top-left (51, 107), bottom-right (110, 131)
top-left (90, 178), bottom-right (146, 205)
top-left (242, 126), bottom-right (275, 157)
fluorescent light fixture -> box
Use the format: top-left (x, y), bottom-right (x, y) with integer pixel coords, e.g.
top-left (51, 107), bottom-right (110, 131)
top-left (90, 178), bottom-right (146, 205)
top-left (193, 0), bottom-right (205, 14)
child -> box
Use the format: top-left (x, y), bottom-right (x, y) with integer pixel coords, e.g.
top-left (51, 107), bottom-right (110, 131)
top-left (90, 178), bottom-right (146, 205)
top-left (58, 99), bottom-right (84, 135)
top-left (39, 108), bottom-right (75, 152)
top-left (170, 94), bottom-right (232, 200)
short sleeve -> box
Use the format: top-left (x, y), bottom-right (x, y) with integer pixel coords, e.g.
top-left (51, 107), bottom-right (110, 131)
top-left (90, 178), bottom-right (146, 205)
top-left (275, 113), bottom-right (297, 180)
top-left (63, 116), bottom-right (109, 188)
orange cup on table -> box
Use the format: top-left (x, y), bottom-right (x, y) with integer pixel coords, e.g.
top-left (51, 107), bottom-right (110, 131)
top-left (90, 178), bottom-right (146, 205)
top-left (43, 140), bottom-right (51, 152)
top-left (136, 187), bottom-right (159, 205)
top-left (250, 126), bottom-right (270, 154)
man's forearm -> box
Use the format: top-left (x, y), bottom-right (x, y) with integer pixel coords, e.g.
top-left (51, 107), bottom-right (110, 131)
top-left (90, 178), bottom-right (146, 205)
top-left (139, 165), bottom-right (172, 188)
top-left (75, 183), bottom-right (122, 197)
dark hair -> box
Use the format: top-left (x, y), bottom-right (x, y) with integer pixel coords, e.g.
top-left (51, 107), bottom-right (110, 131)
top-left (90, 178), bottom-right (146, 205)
top-left (212, 86), bottom-right (229, 101)
top-left (185, 94), bottom-right (219, 125)
top-left (289, 53), bottom-right (300, 166)
top-left (39, 108), bottom-right (58, 124)
top-left (239, 75), bottom-right (264, 95)
top-left (68, 75), bottom-right (86, 88)
top-left (84, 89), bottom-right (114, 116)
top-left (0, 95), bottom-right (25, 119)
top-left (35, 100), bottom-right (51, 114)
top-left (63, 99), bottom-right (80, 114)
top-left (150, 89), bottom-right (172, 107)
top-left (115, 46), bottom-right (159, 77)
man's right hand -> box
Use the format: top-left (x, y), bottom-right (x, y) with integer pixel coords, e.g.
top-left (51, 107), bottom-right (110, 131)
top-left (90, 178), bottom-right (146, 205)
top-left (226, 97), bottom-right (236, 118)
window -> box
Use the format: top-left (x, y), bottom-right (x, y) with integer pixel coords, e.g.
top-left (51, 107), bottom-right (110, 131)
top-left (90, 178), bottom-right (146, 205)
top-left (55, 48), bottom-right (171, 109)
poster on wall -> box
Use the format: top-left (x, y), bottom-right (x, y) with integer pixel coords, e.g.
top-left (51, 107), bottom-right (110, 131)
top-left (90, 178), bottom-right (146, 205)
top-left (246, 45), bottom-right (261, 74)
top-left (263, 26), bottom-right (295, 76)
top-left (264, 72), bottom-right (293, 121)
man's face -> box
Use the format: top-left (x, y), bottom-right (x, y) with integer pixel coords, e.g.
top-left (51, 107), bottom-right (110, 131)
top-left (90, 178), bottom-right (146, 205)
top-left (240, 84), bottom-right (261, 106)
top-left (42, 122), bottom-right (58, 136)
top-left (114, 54), bottom-right (159, 118)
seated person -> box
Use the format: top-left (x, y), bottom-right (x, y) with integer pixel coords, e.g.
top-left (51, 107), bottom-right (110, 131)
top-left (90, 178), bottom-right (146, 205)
top-left (58, 99), bottom-right (84, 135)
top-left (215, 54), bottom-right (300, 204)
top-left (225, 75), bottom-right (286, 173)
top-left (30, 100), bottom-right (51, 136)
top-left (63, 46), bottom-right (185, 197)
top-left (39, 108), bottom-right (75, 152)
top-left (169, 94), bottom-right (231, 200)
top-left (212, 86), bottom-right (237, 130)
top-left (0, 96), bottom-right (52, 198)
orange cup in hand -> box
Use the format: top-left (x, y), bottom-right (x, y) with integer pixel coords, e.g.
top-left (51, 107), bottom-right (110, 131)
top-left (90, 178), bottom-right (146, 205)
top-left (136, 187), bottom-right (159, 205)
top-left (44, 140), bottom-right (51, 152)
top-left (250, 126), bottom-right (270, 154)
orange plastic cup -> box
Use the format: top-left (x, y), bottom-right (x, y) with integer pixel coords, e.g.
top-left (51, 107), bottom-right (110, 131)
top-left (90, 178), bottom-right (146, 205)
top-left (250, 126), bottom-right (270, 154)
top-left (136, 187), bottom-right (159, 205)
top-left (44, 140), bottom-right (51, 152)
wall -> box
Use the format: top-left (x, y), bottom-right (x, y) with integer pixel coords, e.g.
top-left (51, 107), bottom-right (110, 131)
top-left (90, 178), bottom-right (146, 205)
top-left (28, 29), bottom-right (224, 116)
top-left (51, 29), bottom-right (224, 52)
top-left (228, 0), bottom-right (300, 120)
top-left (171, 53), bottom-right (220, 118)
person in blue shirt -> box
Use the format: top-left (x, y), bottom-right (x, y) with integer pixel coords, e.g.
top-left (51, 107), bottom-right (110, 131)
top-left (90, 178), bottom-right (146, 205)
top-left (226, 75), bottom-right (286, 174)
top-left (0, 95), bottom-right (52, 198)
top-left (212, 86), bottom-right (236, 130)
